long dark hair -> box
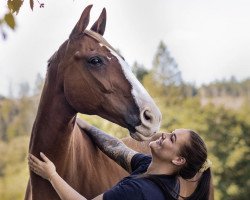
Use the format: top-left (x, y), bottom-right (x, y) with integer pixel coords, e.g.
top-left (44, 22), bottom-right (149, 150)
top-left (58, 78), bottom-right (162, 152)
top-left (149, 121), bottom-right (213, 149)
top-left (178, 130), bottom-right (211, 200)
top-left (143, 130), bottom-right (212, 200)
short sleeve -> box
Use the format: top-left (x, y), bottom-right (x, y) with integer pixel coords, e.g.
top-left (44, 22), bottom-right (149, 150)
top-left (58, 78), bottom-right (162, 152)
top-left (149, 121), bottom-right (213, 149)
top-left (103, 180), bottom-right (144, 200)
top-left (131, 153), bottom-right (151, 174)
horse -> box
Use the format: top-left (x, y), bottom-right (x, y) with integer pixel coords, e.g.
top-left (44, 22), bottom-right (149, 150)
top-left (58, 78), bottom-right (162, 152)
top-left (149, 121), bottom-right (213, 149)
top-left (25, 5), bottom-right (214, 200)
top-left (24, 5), bottom-right (162, 200)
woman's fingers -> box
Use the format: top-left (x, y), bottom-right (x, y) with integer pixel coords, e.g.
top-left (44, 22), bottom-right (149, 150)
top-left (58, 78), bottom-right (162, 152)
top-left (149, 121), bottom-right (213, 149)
top-left (28, 159), bottom-right (39, 174)
top-left (28, 160), bottom-right (36, 170)
top-left (40, 152), bottom-right (50, 163)
top-left (28, 156), bottom-right (40, 168)
top-left (28, 161), bottom-right (36, 171)
top-left (28, 154), bottom-right (45, 173)
top-left (28, 153), bottom-right (55, 181)
top-left (29, 154), bottom-right (43, 165)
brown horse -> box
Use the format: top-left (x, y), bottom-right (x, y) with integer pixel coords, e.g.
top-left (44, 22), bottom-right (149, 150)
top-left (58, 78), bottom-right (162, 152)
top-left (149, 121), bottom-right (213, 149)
top-left (24, 5), bottom-right (162, 200)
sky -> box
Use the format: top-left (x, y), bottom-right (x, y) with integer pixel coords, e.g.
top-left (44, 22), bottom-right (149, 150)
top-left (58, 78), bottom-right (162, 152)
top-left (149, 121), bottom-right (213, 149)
top-left (0, 0), bottom-right (250, 96)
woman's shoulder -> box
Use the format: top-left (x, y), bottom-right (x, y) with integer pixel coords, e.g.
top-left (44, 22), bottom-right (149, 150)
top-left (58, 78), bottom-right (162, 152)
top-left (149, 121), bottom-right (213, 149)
top-left (130, 153), bottom-right (152, 174)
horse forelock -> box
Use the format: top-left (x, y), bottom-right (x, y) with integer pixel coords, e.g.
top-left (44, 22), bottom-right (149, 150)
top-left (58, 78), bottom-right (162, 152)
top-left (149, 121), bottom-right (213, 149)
top-left (84, 30), bottom-right (123, 58)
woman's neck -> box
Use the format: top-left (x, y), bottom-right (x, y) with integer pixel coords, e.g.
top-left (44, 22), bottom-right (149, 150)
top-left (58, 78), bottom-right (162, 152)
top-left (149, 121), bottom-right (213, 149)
top-left (146, 159), bottom-right (176, 175)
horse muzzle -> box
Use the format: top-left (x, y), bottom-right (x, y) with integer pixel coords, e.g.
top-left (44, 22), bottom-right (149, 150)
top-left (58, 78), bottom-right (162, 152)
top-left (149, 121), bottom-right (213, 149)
top-left (128, 107), bottom-right (162, 141)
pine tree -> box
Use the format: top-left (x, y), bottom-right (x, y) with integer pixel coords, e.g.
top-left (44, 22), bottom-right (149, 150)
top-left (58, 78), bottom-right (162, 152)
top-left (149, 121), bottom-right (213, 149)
top-left (152, 41), bottom-right (182, 86)
top-left (132, 62), bottom-right (148, 82)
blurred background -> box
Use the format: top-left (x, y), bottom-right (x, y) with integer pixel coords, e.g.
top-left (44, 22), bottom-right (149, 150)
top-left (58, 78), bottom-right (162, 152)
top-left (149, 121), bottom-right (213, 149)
top-left (0, 0), bottom-right (249, 199)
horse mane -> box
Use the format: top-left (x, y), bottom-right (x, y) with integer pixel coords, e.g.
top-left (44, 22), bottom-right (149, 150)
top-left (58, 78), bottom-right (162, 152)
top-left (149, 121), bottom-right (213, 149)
top-left (47, 40), bottom-right (69, 69)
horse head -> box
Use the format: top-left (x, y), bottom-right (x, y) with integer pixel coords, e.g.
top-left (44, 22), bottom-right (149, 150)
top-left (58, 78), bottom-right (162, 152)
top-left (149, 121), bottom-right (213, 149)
top-left (54, 5), bottom-right (161, 141)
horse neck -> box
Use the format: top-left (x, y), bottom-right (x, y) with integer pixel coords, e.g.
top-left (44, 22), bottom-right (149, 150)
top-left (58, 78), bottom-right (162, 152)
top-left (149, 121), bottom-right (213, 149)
top-left (30, 57), bottom-right (76, 154)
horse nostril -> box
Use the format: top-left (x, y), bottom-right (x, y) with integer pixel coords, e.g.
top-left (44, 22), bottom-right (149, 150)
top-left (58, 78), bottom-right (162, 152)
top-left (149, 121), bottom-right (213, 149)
top-left (143, 110), bottom-right (152, 121)
top-left (139, 108), bottom-right (161, 135)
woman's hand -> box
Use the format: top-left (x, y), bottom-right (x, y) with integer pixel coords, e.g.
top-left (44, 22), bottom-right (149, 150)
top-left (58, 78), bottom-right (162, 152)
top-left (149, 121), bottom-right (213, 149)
top-left (29, 153), bottom-right (91, 200)
top-left (76, 117), bottom-right (92, 131)
top-left (28, 152), bottom-right (57, 182)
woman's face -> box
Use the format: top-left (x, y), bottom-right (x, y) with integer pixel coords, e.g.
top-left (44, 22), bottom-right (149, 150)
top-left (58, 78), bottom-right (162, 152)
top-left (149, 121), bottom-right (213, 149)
top-left (149, 129), bottom-right (190, 164)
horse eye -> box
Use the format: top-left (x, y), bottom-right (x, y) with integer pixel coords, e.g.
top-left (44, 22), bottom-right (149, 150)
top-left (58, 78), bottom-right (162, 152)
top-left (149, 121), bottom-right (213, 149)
top-left (88, 57), bottom-right (103, 66)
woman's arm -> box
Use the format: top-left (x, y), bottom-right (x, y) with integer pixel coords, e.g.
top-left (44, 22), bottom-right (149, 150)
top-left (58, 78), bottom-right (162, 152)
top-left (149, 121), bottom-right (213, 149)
top-left (28, 153), bottom-right (103, 200)
top-left (76, 118), bottom-right (138, 173)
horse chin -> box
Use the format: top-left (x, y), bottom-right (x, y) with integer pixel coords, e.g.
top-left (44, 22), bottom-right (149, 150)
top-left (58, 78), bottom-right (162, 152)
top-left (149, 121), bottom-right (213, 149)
top-left (130, 131), bottom-right (152, 141)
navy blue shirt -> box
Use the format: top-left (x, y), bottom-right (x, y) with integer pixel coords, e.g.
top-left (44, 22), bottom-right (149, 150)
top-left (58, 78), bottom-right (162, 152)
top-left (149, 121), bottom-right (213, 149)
top-left (103, 153), bottom-right (180, 200)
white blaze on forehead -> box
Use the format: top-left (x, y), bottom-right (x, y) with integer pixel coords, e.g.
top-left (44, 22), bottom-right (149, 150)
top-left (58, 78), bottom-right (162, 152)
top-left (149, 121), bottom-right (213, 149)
top-left (99, 43), bottom-right (112, 60)
top-left (101, 43), bottom-right (154, 110)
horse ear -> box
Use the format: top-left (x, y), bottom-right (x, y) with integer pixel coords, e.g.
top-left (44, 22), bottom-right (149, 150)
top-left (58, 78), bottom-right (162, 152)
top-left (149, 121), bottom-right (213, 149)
top-left (70, 5), bottom-right (93, 39)
top-left (90, 8), bottom-right (106, 36)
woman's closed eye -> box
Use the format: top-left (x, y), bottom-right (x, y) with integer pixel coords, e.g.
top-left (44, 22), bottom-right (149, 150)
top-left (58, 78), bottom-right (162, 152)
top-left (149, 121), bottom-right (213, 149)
top-left (170, 133), bottom-right (176, 143)
top-left (170, 134), bottom-right (174, 143)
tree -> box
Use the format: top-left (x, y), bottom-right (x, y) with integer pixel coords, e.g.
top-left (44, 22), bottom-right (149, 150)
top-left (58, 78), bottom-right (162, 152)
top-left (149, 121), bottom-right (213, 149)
top-left (143, 41), bottom-right (188, 105)
top-left (201, 105), bottom-right (250, 200)
top-left (199, 77), bottom-right (250, 98)
top-left (18, 82), bottom-right (30, 98)
top-left (132, 61), bottom-right (148, 82)
top-left (152, 41), bottom-right (182, 86)
top-left (0, 98), bottom-right (18, 141)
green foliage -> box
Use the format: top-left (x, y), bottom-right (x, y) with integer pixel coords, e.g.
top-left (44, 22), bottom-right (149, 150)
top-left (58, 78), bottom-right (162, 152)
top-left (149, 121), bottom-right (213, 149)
top-left (4, 13), bottom-right (15, 30)
top-left (1, 0), bottom-right (44, 39)
top-left (7, 0), bottom-right (24, 14)
top-left (0, 136), bottom-right (30, 200)
top-left (0, 98), bottom-right (17, 141)
top-left (0, 77), bottom-right (249, 200)
top-left (0, 45), bottom-right (249, 199)
top-left (0, 96), bottom-right (37, 141)
top-left (132, 62), bottom-right (149, 82)
top-left (200, 77), bottom-right (250, 98)
top-left (200, 105), bottom-right (250, 200)
top-left (142, 43), bottom-right (250, 199)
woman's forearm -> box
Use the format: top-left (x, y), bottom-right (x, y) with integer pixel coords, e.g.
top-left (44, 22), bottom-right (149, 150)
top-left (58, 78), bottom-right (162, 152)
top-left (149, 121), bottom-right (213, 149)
top-left (84, 125), bottom-right (137, 173)
top-left (50, 172), bottom-right (86, 200)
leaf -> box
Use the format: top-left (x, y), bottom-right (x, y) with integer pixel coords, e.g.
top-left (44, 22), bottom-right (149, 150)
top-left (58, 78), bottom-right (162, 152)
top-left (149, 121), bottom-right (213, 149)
top-left (30, 0), bottom-right (34, 10)
top-left (7, 0), bottom-right (14, 10)
top-left (7, 0), bottom-right (13, 10)
top-left (7, 0), bottom-right (24, 14)
top-left (4, 13), bottom-right (15, 30)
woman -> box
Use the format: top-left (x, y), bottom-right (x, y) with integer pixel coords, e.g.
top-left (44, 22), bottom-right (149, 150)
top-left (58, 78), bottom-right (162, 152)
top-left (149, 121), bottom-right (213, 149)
top-left (28, 118), bottom-right (212, 200)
